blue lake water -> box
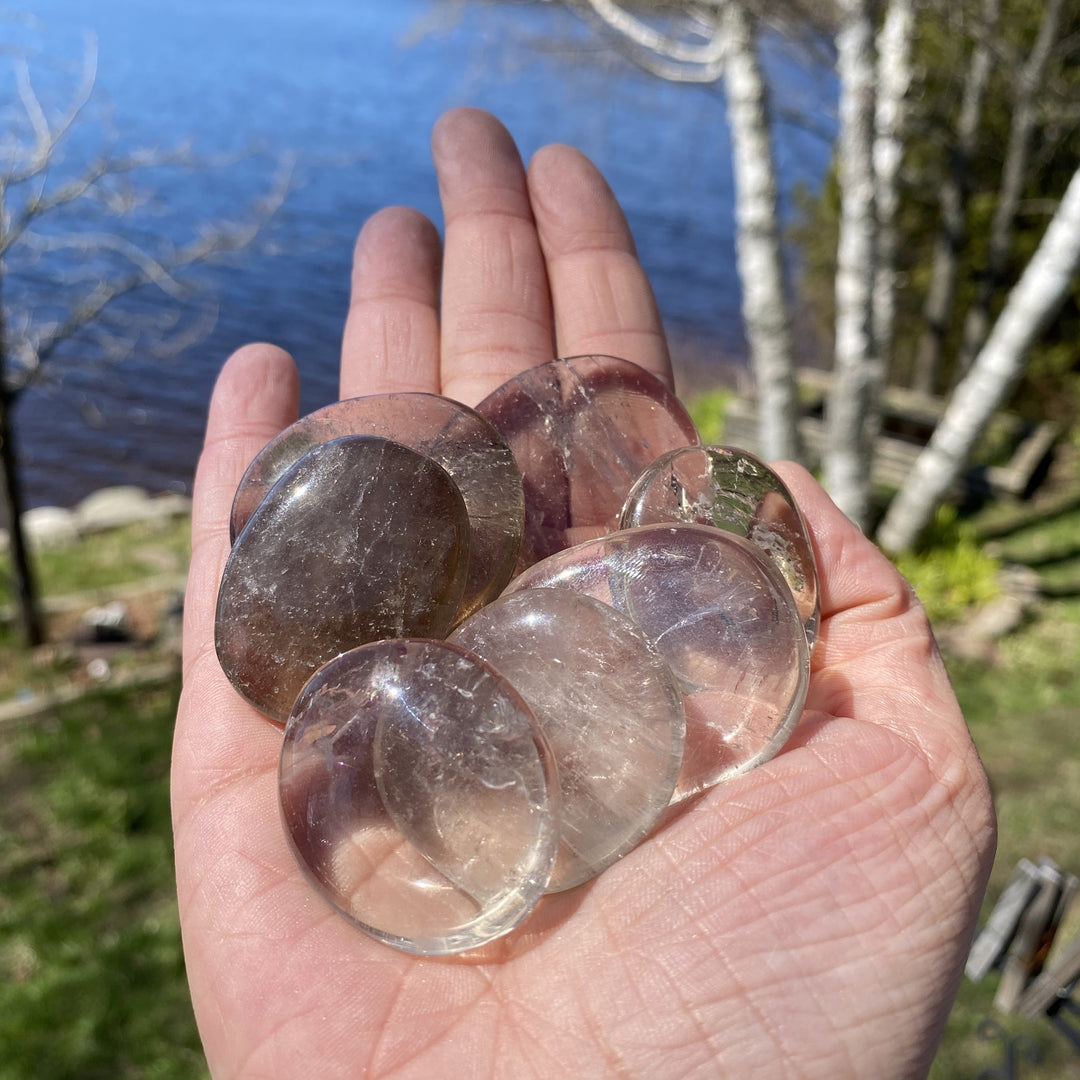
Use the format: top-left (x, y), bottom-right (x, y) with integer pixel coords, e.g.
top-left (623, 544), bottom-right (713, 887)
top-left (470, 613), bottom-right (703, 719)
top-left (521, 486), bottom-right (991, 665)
top-left (9, 0), bottom-right (835, 508)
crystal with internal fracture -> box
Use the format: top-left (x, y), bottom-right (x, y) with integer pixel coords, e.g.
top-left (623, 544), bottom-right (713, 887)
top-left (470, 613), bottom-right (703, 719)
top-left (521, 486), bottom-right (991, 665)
top-left (504, 524), bottom-right (809, 800)
top-left (450, 588), bottom-right (685, 890)
top-left (620, 445), bottom-right (819, 646)
top-left (476, 355), bottom-right (699, 569)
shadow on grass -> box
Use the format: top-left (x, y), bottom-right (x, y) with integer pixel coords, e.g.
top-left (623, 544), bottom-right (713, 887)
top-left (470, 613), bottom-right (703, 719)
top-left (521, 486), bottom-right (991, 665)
top-left (0, 677), bottom-right (208, 1080)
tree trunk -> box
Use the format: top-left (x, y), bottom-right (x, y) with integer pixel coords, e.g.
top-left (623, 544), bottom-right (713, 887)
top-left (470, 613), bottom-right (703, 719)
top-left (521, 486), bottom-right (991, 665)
top-left (871, 0), bottom-right (915, 376)
top-left (824, 0), bottom-right (880, 529)
top-left (720, 0), bottom-right (801, 462)
top-left (0, 385), bottom-right (45, 647)
top-left (957, 0), bottom-right (1065, 372)
top-left (912, 0), bottom-right (999, 395)
top-left (878, 166), bottom-right (1080, 554)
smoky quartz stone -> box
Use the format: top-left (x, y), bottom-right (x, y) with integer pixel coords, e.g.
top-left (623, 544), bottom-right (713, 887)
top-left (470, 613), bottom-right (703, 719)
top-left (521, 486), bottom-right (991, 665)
top-left (230, 393), bottom-right (523, 620)
top-left (216, 435), bottom-right (470, 721)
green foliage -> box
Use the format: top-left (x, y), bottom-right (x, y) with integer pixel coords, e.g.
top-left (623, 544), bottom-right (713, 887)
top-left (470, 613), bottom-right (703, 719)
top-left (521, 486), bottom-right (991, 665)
top-left (893, 505), bottom-right (1002, 623)
top-left (687, 387), bottom-right (731, 444)
top-left (0, 680), bottom-right (208, 1080)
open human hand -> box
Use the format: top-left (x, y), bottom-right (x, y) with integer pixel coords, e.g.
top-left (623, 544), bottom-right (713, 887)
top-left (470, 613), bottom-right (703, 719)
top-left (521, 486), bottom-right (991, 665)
top-left (172, 107), bottom-right (996, 1079)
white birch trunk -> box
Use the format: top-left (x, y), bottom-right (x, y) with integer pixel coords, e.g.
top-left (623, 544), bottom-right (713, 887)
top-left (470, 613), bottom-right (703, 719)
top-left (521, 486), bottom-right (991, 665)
top-left (878, 166), bottom-right (1080, 554)
top-left (720, 1), bottom-right (801, 462)
top-left (824, 0), bottom-right (879, 529)
top-left (871, 0), bottom-right (915, 374)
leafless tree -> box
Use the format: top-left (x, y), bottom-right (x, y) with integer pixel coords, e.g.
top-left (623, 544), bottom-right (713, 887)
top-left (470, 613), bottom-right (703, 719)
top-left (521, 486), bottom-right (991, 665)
top-left (1, 36), bottom-right (288, 646)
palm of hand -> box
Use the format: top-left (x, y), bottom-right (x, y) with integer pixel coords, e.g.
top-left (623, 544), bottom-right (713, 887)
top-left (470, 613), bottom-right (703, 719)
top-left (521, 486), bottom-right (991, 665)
top-left (172, 109), bottom-right (995, 1079)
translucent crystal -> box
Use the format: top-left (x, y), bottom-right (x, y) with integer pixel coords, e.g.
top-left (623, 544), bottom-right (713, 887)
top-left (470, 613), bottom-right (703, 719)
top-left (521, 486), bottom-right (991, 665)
top-left (475, 355), bottom-right (699, 569)
top-left (620, 445), bottom-right (819, 646)
top-left (504, 524), bottom-right (809, 801)
top-left (216, 436), bottom-right (470, 721)
top-left (230, 393), bottom-right (523, 620)
top-left (450, 588), bottom-right (684, 890)
top-left (279, 639), bottom-right (558, 955)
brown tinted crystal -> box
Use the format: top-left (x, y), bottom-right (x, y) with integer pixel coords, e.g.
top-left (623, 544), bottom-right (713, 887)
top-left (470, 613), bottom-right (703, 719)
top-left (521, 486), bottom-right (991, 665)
top-left (230, 393), bottom-right (523, 620)
top-left (216, 436), bottom-right (469, 721)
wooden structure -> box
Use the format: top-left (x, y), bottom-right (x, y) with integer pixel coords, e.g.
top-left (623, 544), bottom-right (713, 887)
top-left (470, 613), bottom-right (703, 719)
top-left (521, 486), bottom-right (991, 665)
top-left (724, 369), bottom-right (1059, 498)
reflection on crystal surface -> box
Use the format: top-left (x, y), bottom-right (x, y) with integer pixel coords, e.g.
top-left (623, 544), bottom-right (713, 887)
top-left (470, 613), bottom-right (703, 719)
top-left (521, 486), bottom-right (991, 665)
top-left (279, 639), bottom-right (558, 956)
top-left (621, 445), bottom-right (819, 647)
top-left (450, 588), bottom-right (684, 890)
top-left (504, 524), bottom-right (809, 800)
top-left (216, 436), bottom-right (470, 721)
top-left (476, 355), bottom-right (699, 569)
top-left (230, 393), bottom-right (523, 620)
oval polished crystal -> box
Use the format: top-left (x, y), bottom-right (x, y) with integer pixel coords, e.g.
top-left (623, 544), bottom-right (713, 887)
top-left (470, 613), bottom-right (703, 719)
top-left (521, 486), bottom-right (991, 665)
top-left (504, 524), bottom-right (809, 801)
top-left (230, 393), bottom-right (523, 620)
top-left (620, 445), bottom-right (820, 646)
top-left (279, 639), bottom-right (558, 955)
top-left (216, 436), bottom-right (470, 721)
top-left (450, 588), bottom-right (685, 891)
top-left (475, 355), bottom-right (699, 569)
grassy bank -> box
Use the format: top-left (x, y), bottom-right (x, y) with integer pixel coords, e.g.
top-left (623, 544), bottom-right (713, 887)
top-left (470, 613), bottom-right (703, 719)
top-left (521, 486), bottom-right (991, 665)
top-left (2, 487), bottom-right (1080, 1076)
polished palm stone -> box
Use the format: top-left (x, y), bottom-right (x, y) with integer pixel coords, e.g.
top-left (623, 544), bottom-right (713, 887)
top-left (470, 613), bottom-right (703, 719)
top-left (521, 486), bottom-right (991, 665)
top-left (620, 445), bottom-right (820, 647)
top-left (216, 436), bottom-right (470, 721)
top-left (504, 524), bottom-right (809, 801)
top-left (230, 393), bottom-right (523, 620)
top-left (475, 355), bottom-right (699, 569)
top-left (450, 588), bottom-right (685, 891)
top-left (279, 639), bottom-right (558, 956)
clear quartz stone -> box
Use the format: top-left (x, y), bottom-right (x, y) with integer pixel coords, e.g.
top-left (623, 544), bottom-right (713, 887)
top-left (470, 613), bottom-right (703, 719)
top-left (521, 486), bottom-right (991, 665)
top-left (620, 445), bottom-right (819, 647)
top-left (503, 523), bottom-right (810, 801)
top-left (279, 639), bottom-right (558, 956)
top-left (450, 587), bottom-right (685, 890)
top-left (475, 355), bottom-right (699, 570)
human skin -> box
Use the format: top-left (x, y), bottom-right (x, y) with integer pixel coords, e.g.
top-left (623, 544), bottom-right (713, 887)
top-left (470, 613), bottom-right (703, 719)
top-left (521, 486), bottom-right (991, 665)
top-left (172, 107), bottom-right (996, 1079)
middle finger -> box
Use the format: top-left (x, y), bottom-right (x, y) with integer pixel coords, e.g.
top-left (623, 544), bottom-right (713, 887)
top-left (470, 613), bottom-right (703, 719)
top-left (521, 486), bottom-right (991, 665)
top-left (433, 108), bottom-right (555, 407)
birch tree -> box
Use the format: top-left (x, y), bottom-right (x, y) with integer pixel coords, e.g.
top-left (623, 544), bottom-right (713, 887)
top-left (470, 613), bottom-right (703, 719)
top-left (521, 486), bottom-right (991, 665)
top-left (1, 40), bottom-right (287, 646)
top-left (569, 0), bottom-right (802, 460)
top-left (871, 0), bottom-right (915, 374)
top-left (822, 0), bottom-right (880, 530)
top-left (878, 166), bottom-right (1080, 553)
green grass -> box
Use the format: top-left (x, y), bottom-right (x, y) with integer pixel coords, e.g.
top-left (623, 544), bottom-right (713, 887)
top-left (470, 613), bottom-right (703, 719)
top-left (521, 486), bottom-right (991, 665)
top-left (0, 679), bottom-right (208, 1080)
top-left (0, 515), bottom-right (190, 609)
top-left (928, 496), bottom-right (1080, 1078)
